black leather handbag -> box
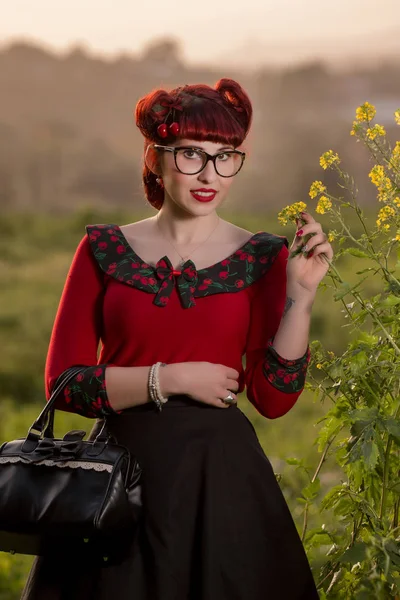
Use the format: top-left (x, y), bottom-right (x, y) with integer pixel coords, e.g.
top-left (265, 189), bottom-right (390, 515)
top-left (0, 365), bottom-right (142, 566)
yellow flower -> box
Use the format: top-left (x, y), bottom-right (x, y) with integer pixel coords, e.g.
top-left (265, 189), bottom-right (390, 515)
top-left (278, 201), bottom-right (308, 226)
top-left (395, 231), bottom-right (400, 242)
top-left (355, 102), bottom-right (376, 123)
top-left (394, 197), bottom-right (400, 207)
top-left (320, 150), bottom-right (340, 170)
top-left (328, 231), bottom-right (337, 243)
top-left (377, 179), bottom-right (393, 202)
top-left (378, 205), bottom-right (396, 220)
top-left (350, 121), bottom-right (360, 136)
top-left (368, 165), bottom-right (394, 201)
top-left (316, 196), bottom-right (332, 214)
top-left (309, 180), bottom-right (327, 199)
top-left (316, 364), bottom-right (323, 370)
top-left (366, 124), bottom-right (386, 140)
top-left (391, 142), bottom-right (400, 167)
top-left (395, 109), bottom-right (400, 125)
top-left (369, 165), bottom-right (385, 186)
top-left (376, 205), bottom-right (396, 230)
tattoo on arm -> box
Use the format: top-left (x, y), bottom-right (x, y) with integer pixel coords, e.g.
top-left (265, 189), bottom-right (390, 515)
top-left (283, 296), bottom-right (295, 318)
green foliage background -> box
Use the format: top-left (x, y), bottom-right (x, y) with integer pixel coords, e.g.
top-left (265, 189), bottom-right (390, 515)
top-left (0, 206), bottom-right (381, 598)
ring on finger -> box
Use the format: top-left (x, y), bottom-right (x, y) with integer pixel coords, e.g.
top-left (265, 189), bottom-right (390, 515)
top-left (302, 244), bottom-right (309, 253)
top-left (221, 391), bottom-right (236, 405)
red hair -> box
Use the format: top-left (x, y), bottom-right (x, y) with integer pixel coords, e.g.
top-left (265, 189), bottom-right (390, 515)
top-left (134, 78), bottom-right (253, 209)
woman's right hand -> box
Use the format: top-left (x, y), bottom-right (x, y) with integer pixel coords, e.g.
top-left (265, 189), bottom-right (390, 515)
top-left (160, 362), bottom-right (240, 408)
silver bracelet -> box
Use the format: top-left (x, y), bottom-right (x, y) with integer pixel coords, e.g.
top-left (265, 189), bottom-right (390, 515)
top-left (148, 362), bottom-right (168, 411)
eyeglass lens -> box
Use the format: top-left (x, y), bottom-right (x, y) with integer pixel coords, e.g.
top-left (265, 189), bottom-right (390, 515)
top-left (175, 149), bottom-right (242, 177)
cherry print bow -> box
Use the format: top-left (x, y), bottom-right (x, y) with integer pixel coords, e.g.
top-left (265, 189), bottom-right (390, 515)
top-left (154, 256), bottom-right (198, 309)
top-left (160, 98), bottom-right (184, 112)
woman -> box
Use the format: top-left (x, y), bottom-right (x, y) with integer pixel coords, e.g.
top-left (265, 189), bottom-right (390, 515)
top-left (22, 78), bottom-right (332, 599)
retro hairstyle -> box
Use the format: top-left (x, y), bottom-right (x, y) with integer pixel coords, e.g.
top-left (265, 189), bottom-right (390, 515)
top-left (134, 78), bottom-right (253, 209)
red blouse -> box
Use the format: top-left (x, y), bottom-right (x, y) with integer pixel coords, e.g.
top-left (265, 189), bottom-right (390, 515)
top-left (45, 224), bottom-right (310, 420)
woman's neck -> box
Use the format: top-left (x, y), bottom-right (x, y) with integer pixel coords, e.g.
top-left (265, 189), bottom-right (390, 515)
top-left (155, 208), bottom-right (221, 246)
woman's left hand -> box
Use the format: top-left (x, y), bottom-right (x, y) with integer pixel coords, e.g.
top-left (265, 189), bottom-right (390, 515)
top-left (286, 211), bottom-right (334, 296)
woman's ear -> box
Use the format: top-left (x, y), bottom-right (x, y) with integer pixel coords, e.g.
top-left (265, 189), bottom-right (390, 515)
top-left (144, 145), bottom-right (162, 176)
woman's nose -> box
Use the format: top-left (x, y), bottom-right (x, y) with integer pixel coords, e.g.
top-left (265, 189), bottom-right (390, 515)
top-left (198, 158), bottom-right (217, 183)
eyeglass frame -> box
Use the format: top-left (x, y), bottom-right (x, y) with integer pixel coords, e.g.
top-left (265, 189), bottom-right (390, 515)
top-left (152, 144), bottom-right (246, 178)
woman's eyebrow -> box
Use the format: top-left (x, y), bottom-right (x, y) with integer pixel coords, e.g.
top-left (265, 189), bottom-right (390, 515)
top-left (183, 145), bottom-right (233, 152)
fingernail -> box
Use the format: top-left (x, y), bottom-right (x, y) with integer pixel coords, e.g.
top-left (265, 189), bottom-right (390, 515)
top-left (307, 250), bottom-right (314, 258)
top-left (296, 229), bottom-right (304, 236)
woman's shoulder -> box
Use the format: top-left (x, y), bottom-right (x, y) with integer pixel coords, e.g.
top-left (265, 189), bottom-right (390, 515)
top-left (217, 220), bottom-right (288, 252)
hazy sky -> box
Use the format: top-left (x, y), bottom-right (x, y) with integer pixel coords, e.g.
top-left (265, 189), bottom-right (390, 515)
top-left (1, 0), bottom-right (399, 66)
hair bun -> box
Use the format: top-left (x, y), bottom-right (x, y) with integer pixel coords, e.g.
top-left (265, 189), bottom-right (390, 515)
top-left (215, 78), bottom-right (252, 134)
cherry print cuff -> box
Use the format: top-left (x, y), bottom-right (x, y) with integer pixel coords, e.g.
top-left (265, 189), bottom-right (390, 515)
top-left (262, 339), bottom-right (311, 393)
top-left (57, 364), bottom-right (122, 418)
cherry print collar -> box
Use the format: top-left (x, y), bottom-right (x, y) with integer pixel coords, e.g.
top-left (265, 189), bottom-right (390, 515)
top-left (86, 224), bottom-right (288, 308)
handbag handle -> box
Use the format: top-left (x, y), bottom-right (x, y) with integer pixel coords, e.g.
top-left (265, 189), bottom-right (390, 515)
top-left (27, 365), bottom-right (110, 441)
top-left (41, 365), bottom-right (88, 439)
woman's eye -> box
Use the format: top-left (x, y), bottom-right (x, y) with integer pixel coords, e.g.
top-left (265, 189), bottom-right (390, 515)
top-left (217, 153), bottom-right (230, 161)
top-left (183, 150), bottom-right (200, 159)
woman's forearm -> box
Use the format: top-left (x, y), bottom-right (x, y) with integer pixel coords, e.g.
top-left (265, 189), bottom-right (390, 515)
top-left (105, 363), bottom-right (184, 411)
top-left (271, 287), bottom-right (315, 360)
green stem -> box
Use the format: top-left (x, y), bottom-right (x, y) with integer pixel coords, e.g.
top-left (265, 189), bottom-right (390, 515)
top-left (365, 134), bottom-right (400, 177)
top-left (379, 402), bottom-right (400, 522)
top-left (301, 438), bottom-right (334, 542)
top-left (320, 254), bottom-right (400, 355)
top-left (353, 291), bottom-right (400, 355)
top-left (379, 437), bottom-right (394, 525)
top-left (329, 179), bottom-right (400, 290)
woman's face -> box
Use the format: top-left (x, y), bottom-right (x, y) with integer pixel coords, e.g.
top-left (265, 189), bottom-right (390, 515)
top-left (158, 139), bottom-right (239, 216)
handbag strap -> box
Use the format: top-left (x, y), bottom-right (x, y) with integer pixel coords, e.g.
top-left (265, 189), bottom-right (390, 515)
top-left (41, 365), bottom-right (87, 438)
top-left (28, 365), bottom-right (109, 440)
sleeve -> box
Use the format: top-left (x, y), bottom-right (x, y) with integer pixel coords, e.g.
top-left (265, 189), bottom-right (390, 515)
top-left (44, 233), bottom-right (121, 418)
top-left (244, 243), bottom-right (311, 419)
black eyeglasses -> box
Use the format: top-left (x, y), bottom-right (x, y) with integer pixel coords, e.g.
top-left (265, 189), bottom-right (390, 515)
top-left (153, 145), bottom-right (246, 178)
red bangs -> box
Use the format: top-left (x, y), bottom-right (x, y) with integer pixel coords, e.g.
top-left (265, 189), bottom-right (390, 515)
top-left (174, 98), bottom-right (245, 148)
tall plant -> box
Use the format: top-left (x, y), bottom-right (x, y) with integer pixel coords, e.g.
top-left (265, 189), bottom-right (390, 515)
top-left (278, 104), bottom-right (400, 598)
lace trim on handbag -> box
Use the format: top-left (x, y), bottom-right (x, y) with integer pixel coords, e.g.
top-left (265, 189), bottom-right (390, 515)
top-left (0, 456), bottom-right (113, 473)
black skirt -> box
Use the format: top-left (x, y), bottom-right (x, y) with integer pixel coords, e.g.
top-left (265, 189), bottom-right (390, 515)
top-left (21, 397), bottom-right (319, 600)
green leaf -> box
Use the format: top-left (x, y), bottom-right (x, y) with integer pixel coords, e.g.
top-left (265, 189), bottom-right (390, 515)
top-left (305, 528), bottom-right (334, 547)
top-left (348, 407), bottom-right (379, 422)
top-left (339, 541), bottom-right (368, 565)
top-left (383, 418), bottom-right (400, 442)
top-left (302, 479), bottom-right (321, 501)
top-left (381, 294), bottom-right (400, 307)
top-left (285, 457), bottom-right (303, 466)
top-left (362, 439), bottom-right (379, 470)
top-left (328, 363), bottom-right (343, 379)
top-left (356, 268), bottom-right (374, 274)
top-left (320, 485), bottom-right (345, 511)
top-left (334, 282), bottom-right (351, 300)
top-left (349, 351), bottom-right (368, 374)
top-left (389, 481), bottom-right (400, 493)
top-left (356, 332), bottom-right (379, 346)
top-left (345, 248), bottom-right (370, 259)
top-left (334, 275), bottom-right (369, 301)
top-left (333, 497), bottom-right (354, 517)
top-left (351, 419), bottom-right (372, 437)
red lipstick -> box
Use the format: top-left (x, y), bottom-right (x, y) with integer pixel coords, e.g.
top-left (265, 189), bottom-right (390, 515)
top-left (190, 188), bottom-right (217, 203)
